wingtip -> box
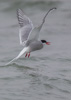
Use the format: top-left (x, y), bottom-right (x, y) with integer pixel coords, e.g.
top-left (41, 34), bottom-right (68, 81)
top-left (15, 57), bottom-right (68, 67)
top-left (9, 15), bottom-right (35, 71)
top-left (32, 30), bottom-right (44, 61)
top-left (52, 7), bottom-right (57, 10)
top-left (17, 8), bottom-right (24, 27)
top-left (17, 8), bottom-right (22, 12)
top-left (17, 8), bottom-right (22, 17)
top-left (49, 7), bottom-right (57, 12)
top-left (17, 8), bottom-right (24, 15)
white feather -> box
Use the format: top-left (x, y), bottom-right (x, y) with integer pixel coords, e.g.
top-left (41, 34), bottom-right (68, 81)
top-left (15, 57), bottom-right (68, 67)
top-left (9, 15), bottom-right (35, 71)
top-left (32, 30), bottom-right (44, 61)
top-left (5, 47), bottom-right (29, 65)
top-left (17, 9), bottom-right (34, 45)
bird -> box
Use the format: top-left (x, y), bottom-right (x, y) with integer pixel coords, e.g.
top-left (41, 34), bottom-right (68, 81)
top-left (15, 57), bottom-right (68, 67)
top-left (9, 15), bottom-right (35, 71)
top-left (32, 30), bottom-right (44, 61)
top-left (6, 7), bottom-right (56, 65)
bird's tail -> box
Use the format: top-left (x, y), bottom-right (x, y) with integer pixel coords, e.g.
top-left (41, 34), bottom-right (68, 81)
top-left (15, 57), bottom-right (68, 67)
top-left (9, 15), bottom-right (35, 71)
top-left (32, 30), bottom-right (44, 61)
top-left (5, 47), bottom-right (28, 66)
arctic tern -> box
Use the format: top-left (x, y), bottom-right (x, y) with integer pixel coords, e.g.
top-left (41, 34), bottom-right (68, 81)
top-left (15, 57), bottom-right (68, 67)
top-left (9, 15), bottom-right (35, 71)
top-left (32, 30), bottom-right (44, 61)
top-left (6, 7), bottom-right (56, 65)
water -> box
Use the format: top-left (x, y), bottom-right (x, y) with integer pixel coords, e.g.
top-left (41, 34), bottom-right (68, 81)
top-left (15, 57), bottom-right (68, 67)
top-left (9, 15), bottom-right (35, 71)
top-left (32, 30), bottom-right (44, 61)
top-left (0, 0), bottom-right (71, 100)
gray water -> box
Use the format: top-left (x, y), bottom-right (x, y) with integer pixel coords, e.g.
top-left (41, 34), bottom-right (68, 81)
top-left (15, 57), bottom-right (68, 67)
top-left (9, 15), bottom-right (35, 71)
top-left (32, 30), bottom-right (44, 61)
top-left (0, 0), bottom-right (71, 100)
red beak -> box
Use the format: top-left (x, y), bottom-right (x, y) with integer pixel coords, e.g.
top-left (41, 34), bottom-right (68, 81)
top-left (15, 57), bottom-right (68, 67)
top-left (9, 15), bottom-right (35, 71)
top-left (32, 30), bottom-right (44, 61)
top-left (46, 42), bottom-right (50, 45)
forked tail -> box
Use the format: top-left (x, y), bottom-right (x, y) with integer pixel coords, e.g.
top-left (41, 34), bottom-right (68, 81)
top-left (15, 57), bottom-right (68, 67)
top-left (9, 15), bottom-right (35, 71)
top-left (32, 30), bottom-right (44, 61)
top-left (5, 56), bottom-right (19, 66)
top-left (5, 47), bottom-right (28, 65)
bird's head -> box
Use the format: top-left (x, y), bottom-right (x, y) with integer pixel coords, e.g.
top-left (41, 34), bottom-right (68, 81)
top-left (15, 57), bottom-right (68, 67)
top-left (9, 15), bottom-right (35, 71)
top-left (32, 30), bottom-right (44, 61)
top-left (41, 40), bottom-right (50, 45)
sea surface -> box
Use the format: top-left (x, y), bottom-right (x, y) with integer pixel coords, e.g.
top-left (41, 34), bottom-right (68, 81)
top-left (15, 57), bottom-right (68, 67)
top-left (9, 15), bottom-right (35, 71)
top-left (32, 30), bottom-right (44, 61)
top-left (0, 0), bottom-right (71, 100)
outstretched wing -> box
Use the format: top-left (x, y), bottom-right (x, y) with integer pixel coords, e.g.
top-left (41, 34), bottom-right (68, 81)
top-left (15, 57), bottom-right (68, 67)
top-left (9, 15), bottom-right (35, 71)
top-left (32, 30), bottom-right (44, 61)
top-left (37, 7), bottom-right (56, 31)
top-left (28, 7), bottom-right (56, 41)
top-left (17, 9), bottom-right (34, 45)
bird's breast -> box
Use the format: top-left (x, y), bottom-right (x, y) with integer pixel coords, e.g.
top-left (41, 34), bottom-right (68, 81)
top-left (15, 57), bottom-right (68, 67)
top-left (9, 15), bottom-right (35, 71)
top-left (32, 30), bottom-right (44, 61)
top-left (29, 41), bottom-right (43, 52)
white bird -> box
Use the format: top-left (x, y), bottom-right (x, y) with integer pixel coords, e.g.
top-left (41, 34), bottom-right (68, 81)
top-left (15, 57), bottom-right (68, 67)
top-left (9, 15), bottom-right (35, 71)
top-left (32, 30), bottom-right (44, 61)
top-left (6, 7), bottom-right (56, 65)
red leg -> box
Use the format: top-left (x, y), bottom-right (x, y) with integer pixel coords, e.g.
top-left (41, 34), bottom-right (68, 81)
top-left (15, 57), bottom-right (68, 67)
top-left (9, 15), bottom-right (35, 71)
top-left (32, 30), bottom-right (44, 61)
top-left (25, 53), bottom-right (28, 57)
top-left (28, 53), bottom-right (30, 58)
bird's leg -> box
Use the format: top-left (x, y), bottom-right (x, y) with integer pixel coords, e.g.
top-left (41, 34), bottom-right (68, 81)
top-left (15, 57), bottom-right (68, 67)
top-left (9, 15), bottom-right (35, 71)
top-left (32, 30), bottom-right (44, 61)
top-left (28, 53), bottom-right (30, 58)
top-left (25, 53), bottom-right (28, 57)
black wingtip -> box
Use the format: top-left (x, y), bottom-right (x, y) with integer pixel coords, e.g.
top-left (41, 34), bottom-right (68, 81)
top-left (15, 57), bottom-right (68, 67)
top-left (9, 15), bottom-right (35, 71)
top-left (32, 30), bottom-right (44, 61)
top-left (49, 7), bottom-right (57, 11)
top-left (53, 7), bottom-right (57, 9)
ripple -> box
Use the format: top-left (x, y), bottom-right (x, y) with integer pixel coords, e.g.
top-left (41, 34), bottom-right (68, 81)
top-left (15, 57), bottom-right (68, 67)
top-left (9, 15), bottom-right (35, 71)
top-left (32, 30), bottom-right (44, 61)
top-left (44, 83), bottom-right (53, 89)
top-left (56, 87), bottom-right (70, 94)
top-left (64, 79), bottom-right (71, 84)
top-left (11, 63), bottom-right (35, 70)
